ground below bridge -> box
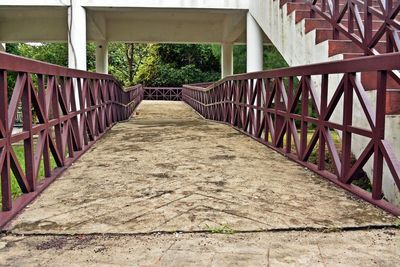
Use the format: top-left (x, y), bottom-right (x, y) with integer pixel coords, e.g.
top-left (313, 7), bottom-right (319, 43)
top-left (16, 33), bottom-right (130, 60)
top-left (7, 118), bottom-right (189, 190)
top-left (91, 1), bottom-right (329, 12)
top-left (1, 101), bottom-right (399, 266)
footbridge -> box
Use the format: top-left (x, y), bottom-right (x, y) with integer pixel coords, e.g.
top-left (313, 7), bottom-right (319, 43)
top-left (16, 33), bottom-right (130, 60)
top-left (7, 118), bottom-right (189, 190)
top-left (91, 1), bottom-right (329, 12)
top-left (0, 0), bottom-right (400, 265)
top-left (0, 51), bottom-right (399, 265)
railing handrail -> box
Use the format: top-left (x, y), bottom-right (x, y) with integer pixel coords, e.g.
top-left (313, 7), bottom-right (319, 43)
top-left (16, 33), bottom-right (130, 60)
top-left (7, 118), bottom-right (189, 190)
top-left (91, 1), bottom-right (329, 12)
top-left (0, 52), bottom-right (114, 81)
top-left (184, 53), bottom-right (400, 91)
top-left (0, 51), bottom-right (143, 97)
top-left (124, 84), bottom-right (144, 92)
top-left (143, 87), bottom-right (183, 101)
top-left (143, 86), bottom-right (183, 89)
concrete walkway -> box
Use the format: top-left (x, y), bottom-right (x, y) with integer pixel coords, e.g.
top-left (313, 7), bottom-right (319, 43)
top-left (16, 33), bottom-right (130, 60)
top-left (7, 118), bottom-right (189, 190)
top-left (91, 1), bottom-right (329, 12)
top-left (1, 101), bottom-right (399, 266)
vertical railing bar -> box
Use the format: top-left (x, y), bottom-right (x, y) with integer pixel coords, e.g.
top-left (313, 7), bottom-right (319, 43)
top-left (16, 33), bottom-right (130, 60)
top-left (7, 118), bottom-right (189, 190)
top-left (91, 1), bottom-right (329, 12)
top-left (0, 70), bottom-right (12, 211)
top-left (372, 70), bottom-right (387, 199)
top-left (318, 74), bottom-right (328, 171)
top-left (22, 73), bottom-right (35, 191)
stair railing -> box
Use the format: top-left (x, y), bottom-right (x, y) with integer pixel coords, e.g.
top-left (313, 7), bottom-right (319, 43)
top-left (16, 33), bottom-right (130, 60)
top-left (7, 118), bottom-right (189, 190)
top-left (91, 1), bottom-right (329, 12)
top-left (307, 0), bottom-right (399, 55)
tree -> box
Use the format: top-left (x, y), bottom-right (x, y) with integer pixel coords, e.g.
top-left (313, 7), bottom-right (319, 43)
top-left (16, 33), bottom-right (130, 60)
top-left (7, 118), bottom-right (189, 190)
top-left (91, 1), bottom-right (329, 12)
top-left (125, 43), bottom-right (149, 84)
top-left (134, 44), bottom-right (221, 87)
top-left (107, 43), bottom-right (149, 86)
top-left (4, 42), bottom-right (289, 88)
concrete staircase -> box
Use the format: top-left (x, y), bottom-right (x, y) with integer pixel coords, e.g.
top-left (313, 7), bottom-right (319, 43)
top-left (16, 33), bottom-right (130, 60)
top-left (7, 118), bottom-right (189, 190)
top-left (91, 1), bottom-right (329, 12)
top-left (287, 0), bottom-right (400, 114)
top-left (251, 0), bottom-right (400, 114)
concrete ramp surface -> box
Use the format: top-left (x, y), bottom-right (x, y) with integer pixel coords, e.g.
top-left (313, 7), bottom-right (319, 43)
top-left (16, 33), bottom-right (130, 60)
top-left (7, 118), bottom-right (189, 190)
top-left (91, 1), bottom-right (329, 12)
top-left (0, 101), bottom-right (399, 266)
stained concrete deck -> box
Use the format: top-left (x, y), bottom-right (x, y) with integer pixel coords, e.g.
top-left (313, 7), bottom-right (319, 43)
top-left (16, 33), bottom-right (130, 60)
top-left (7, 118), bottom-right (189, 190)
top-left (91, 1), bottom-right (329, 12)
top-left (1, 101), bottom-right (399, 266)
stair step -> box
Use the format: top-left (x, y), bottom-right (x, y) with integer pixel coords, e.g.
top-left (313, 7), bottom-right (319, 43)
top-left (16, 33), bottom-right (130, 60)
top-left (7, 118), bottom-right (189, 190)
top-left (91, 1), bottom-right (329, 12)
top-left (315, 29), bottom-right (348, 43)
top-left (387, 90), bottom-right (400, 115)
top-left (328, 40), bottom-right (364, 56)
top-left (373, 41), bottom-right (390, 53)
top-left (295, 10), bottom-right (312, 23)
top-left (328, 40), bottom-right (386, 56)
top-left (342, 53), bottom-right (364, 59)
top-left (286, 2), bottom-right (309, 15)
top-left (315, 29), bottom-right (380, 44)
top-left (305, 18), bottom-right (332, 33)
top-left (358, 71), bottom-right (400, 91)
top-left (339, 19), bottom-right (385, 29)
top-left (280, 0), bottom-right (305, 8)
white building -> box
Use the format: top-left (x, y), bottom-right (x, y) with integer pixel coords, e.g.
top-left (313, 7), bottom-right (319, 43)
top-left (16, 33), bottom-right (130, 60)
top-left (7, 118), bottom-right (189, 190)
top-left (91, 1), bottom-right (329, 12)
top-left (0, 0), bottom-right (267, 76)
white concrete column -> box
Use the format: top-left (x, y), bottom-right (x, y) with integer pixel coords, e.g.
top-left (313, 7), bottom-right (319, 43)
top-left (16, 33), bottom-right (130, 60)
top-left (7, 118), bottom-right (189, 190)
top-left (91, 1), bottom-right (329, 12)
top-left (246, 12), bottom-right (264, 73)
top-left (96, 41), bottom-right (108, 74)
top-left (68, 0), bottom-right (87, 70)
top-left (0, 43), bottom-right (5, 52)
top-left (221, 43), bottom-right (233, 78)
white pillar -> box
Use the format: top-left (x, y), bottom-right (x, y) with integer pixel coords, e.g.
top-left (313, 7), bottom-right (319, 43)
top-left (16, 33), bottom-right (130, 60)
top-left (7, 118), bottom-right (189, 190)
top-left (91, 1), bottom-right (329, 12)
top-left (246, 12), bottom-right (264, 73)
top-left (96, 41), bottom-right (108, 74)
top-left (68, 0), bottom-right (87, 70)
top-left (221, 43), bottom-right (233, 78)
top-left (0, 43), bottom-right (5, 52)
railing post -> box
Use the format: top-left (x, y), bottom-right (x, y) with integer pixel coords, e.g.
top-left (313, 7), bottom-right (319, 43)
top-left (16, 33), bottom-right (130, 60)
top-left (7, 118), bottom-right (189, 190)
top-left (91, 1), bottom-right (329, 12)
top-left (0, 70), bottom-right (11, 211)
top-left (70, 77), bottom-right (82, 151)
top-left (38, 75), bottom-right (52, 178)
top-left (364, 0), bottom-right (372, 46)
top-left (318, 74), bottom-right (328, 171)
top-left (340, 73), bottom-right (353, 183)
top-left (22, 74), bottom-right (35, 191)
top-left (333, 0), bottom-right (340, 39)
top-left (348, 1), bottom-right (354, 34)
top-left (285, 77), bottom-right (293, 154)
top-left (52, 77), bottom-right (64, 166)
top-left (321, 0), bottom-right (326, 13)
top-left (372, 70), bottom-right (387, 199)
top-left (385, 0), bottom-right (394, 53)
top-left (300, 76), bottom-right (309, 160)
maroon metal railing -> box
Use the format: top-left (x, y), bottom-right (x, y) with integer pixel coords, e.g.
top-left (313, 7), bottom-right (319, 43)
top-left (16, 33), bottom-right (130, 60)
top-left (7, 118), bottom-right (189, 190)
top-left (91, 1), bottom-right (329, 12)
top-left (0, 52), bottom-right (143, 228)
top-left (307, 0), bottom-right (400, 55)
top-left (143, 87), bottom-right (182, 101)
top-left (183, 53), bottom-right (400, 215)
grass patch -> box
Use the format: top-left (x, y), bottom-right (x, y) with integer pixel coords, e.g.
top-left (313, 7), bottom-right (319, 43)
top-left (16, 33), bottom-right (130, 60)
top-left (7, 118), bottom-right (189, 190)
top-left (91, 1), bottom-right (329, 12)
top-left (9, 144), bottom-right (56, 199)
top-left (205, 224), bottom-right (235, 234)
top-left (281, 130), bottom-right (372, 192)
top-left (395, 218), bottom-right (400, 229)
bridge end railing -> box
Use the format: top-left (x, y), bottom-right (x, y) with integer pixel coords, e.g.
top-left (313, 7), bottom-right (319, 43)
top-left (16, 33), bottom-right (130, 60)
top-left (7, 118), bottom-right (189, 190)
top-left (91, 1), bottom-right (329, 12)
top-left (143, 87), bottom-right (182, 101)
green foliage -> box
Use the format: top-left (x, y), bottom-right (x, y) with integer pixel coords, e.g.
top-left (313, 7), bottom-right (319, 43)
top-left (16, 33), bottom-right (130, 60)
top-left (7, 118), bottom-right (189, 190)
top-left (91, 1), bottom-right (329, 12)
top-left (8, 43), bottom-right (68, 66)
top-left (5, 42), bottom-right (290, 87)
top-left (232, 45), bottom-right (288, 74)
top-left (5, 42), bottom-right (96, 69)
top-left (205, 224), bottom-right (235, 234)
top-left (4, 145), bottom-right (56, 203)
top-left (395, 218), bottom-right (400, 228)
top-left (134, 44), bottom-right (220, 86)
top-left (157, 44), bottom-right (220, 71)
top-left (233, 45), bottom-right (246, 74)
top-left (264, 45), bottom-right (289, 70)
